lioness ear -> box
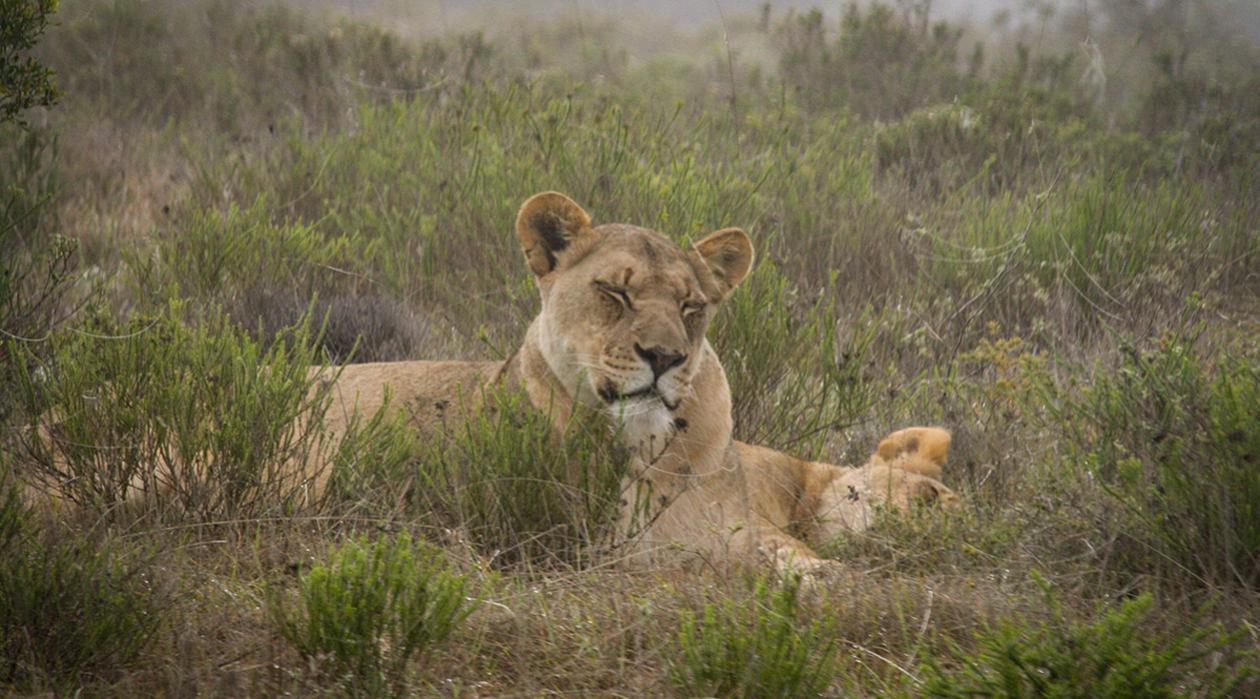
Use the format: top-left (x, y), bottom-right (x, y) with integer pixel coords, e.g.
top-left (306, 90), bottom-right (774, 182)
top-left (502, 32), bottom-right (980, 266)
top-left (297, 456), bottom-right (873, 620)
top-left (693, 227), bottom-right (754, 299)
top-left (516, 191), bottom-right (594, 277)
top-left (876, 427), bottom-right (951, 470)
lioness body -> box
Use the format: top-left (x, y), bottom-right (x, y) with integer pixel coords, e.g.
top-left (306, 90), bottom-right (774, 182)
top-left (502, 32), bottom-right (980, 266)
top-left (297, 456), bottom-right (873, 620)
top-left (741, 428), bottom-right (958, 546)
top-left (319, 357), bottom-right (957, 568)
top-left (318, 360), bottom-right (500, 436)
top-left (313, 192), bottom-right (956, 571)
top-left (319, 351), bottom-right (784, 568)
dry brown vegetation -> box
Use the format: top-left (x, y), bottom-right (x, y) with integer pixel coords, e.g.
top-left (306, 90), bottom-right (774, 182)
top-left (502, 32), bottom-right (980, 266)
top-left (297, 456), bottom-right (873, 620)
top-left (2, 0), bottom-right (1259, 695)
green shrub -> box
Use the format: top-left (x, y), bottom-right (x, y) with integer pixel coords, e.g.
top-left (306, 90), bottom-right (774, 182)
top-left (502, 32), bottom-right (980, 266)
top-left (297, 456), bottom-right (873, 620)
top-left (712, 260), bottom-right (875, 455)
top-left (872, 103), bottom-right (990, 196)
top-left (1, 1), bottom-right (75, 431)
top-left (921, 580), bottom-right (1252, 698)
top-left (41, 0), bottom-right (499, 133)
top-left (323, 392), bottom-right (422, 512)
top-left (0, 472), bottom-right (164, 692)
top-left (15, 303), bottom-right (341, 521)
top-left (269, 532), bottom-right (478, 692)
top-left (906, 175), bottom-right (1249, 347)
top-left (1, 127), bottom-right (75, 424)
top-left (669, 574), bottom-right (839, 698)
top-left (1, 0), bottom-right (59, 126)
top-left (872, 66), bottom-right (1095, 196)
top-left (411, 385), bottom-right (627, 569)
top-left (777, 3), bottom-right (978, 118)
top-left (150, 199), bottom-right (367, 308)
top-left (1046, 332), bottom-right (1260, 589)
top-left (1137, 50), bottom-right (1260, 179)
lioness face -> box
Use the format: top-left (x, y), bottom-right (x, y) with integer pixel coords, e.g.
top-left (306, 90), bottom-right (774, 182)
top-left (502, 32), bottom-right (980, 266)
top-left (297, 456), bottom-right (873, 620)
top-left (810, 464), bottom-right (960, 539)
top-left (515, 192), bottom-right (752, 441)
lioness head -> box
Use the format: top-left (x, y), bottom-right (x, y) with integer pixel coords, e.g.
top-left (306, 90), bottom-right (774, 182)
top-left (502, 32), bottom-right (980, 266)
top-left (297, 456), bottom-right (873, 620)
top-left (515, 192), bottom-right (753, 439)
top-left (799, 428), bottom-right (960, 540)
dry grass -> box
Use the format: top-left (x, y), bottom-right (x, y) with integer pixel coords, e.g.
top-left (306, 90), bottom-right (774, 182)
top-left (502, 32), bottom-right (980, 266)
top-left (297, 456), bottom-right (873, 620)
top-left (3, 0), bottom-right (1259, 695)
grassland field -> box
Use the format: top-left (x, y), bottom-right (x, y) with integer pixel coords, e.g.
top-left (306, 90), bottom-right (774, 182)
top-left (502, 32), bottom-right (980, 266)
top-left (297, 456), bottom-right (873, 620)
top-left (2, 0), bottom-right (1259, 695)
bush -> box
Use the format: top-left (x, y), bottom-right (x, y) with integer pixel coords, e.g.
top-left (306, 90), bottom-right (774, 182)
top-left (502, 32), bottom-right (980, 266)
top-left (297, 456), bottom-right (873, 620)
top-left (0, 471), bottom-right (164, 692)
top-left (1, 0), bottom-right (59, 126)
top-left (1, 2), bottom-right (76, 434)
top-left (777, 3), bottom-right (978, 119)
top-left (871, 42), bottom-right (1104, 197)
top-left (712, 260), bottom-right (875, 455)
top-left (905, 175), bottom-right (1248, 347)
top-left (230, 288), bottom-right (427, 364)
top-left (269, 532), bottom-right (478, 692)
top-left (1136, 44), bottom-right (1260, 180)
top-left (1046, 332), bottom-right (1260, 589)
top-left (410, 385), bottom-right (627, 569)
top-left (40, 0), bottom-right (499, 133)
top-left (920, 579), bottom-right (1252, 698)
top-left (669, 574), bottom-right (839, 698)
top-left (14, 303), bottom-right (341, 521)
top-left (150, 200), bottom-right (367, 309)
top-left (1, 128), bottom-right (75, 424)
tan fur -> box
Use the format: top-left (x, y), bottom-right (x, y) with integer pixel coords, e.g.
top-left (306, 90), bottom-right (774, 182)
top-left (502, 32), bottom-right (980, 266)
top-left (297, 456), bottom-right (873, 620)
top-left (742, 432), bottom-right (959, 546)
top-left (872, 426), bottom-right (951, 479)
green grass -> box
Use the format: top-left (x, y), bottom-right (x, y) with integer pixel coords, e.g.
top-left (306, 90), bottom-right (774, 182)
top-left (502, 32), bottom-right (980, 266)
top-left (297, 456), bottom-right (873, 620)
top-left (14, 302), bottom-right (342, 520)
top-left (1040, 331), bottom-right (1260, 589)
top-left (410, 385), bottom-right (627, 569)
top-left (713, 259), bottom-right (877, 455)
top-left (669, 573), bottom-right (839, 698)
top-left (0, 472), bottom-right (165, 693)
top-left (269, 532), bottom-right (479, 693)
top-left (921, 578), bottom-right (1253, 698)
top-left (1, 0), bottom-right (1258, 694)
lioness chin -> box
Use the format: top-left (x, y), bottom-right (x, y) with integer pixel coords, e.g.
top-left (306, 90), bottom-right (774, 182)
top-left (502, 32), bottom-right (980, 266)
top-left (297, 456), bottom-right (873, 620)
top-left (317, 192), bottom-right (957, 574)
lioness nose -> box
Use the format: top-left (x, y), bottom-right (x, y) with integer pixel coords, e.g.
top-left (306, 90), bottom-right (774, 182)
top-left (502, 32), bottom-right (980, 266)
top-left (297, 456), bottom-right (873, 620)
top-left (635, 343), bottom-right (686, 378)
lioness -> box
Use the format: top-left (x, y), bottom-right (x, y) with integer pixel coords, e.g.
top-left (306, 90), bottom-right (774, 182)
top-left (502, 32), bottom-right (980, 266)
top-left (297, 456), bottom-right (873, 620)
top-left (744, 427), bottom-right (958, 549)
top-left (318, 192), bottom-right (956, 572)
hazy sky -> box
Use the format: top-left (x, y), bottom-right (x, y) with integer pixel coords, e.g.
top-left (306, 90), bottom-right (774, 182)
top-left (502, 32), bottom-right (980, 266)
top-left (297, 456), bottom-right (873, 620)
top-left (324, 0), bottom-right (1034, 24)
top-left (319, 0), bottom-right (1259, 48)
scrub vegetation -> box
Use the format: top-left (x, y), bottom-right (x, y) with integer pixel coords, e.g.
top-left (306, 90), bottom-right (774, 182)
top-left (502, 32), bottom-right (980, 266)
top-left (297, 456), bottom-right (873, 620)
top-left (1, 0), bottom-right (1258, 694)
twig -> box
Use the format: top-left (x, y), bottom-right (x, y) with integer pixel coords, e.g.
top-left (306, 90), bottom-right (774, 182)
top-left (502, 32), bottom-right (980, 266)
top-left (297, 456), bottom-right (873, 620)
top-left (712, 0), bottom-right (740, 129)
top-left (903, 588), bottom-right (934, 669)
top-left (845, 640), bottom-right (921, 683)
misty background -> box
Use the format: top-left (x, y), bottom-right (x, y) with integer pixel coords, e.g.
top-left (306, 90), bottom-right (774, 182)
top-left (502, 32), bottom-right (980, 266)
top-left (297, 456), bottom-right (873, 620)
top-left (315, 0), bottom-right (1260, 44)
top-left (4, 0), bottom-right (1260, 694)
top-left (297, 0), bottom-right (1260, 115)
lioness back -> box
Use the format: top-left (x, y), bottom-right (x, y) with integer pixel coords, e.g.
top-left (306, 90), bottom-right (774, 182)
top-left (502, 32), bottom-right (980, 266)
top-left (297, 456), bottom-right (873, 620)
top-left (317, 360), bottom-right (502, 439)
